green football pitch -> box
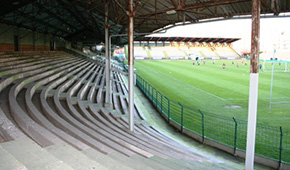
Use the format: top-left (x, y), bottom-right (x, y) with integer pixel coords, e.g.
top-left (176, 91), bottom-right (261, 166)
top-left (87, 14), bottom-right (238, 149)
top-left (134, 59), bottom-right (290, 128)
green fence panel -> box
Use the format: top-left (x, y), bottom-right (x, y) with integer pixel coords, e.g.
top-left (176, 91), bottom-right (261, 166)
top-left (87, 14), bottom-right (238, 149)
top-left (282, 129), bottom-right (290, 163)
top-left (160, 93), bottom-right (163, 111)
top-left (148, 84), bottom-right (151, 98)
top-left (167, 97), bottom-right (170, 122)
top-left (152, 87), bottom-right (157, 105)
top-left (279, 127), bottom-right (283, 164)
top-left (161, 96), bottom-right (169, 118)
top-left (255, 124), bottom-right (281, 161)
top-left (150, 85), bottom-right (153, 100)
top-left (235, 119), bottom-right (247, 151)
top-left (156, 91), bottom-right (161, 110)
top-left (202, 111), bottom-right (235, 147)
top-left (178, 102), bottom-right (184, 132)
top-left (142, 78), bottom-right (145, 91)
top-left (170, 101), bottom-right (182, 125)
top-left (146, 82), bottom-right (149, 97)
top-left (183, 107), bottom-right (203, 137)
top-left (233, 117), bottom-right (238, 154)
top-left (155, 88), bottom-right (158, 105)
top-left (198, 110), bottom-right (205, 143)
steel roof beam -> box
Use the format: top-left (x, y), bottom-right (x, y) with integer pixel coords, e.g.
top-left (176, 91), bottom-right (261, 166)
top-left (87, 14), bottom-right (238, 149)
top-left (165, 0), bottom-right (177, 8)
top-left (33, 2), bottom-right (79, 32)
top-left (57, 0), bottom-right (103, 40)
top-left (0, 0), bottom-right (37, 17)
top-left (229, 3), bottom-right (238, 14)
top-left (196, 0), bottom-right (215, 16)
top-left (219, 5), bottom-right (230, 17)
top-left (136, 0), bottom-right (248, 17)
top-left (14, 9), bottom-right (68, 36)
top-left (73, 1), bottom-right (106, 37)
top-left (112, 0), bottom-right (128, 15)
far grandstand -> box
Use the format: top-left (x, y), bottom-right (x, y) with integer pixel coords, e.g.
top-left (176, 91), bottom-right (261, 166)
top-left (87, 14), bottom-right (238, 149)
top-left (114, 37), bottom-right (241, 60)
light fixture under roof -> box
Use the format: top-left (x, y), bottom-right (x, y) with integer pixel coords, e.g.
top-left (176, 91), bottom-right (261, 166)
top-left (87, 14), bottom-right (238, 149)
top-left (166, 10), bottom-right (176, 15)
top-left (13, 1), bottom-right (20, 5)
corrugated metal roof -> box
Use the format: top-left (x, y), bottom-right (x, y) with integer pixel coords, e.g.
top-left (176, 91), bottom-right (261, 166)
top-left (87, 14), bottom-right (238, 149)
top-left (0, 0), bottom-right (289, 45)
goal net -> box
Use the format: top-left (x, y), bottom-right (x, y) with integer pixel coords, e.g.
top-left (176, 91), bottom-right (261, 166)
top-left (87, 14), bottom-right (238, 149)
top-left (268, 60), bottom-right (290, 113)
top-left (262, 60), bottom-right (290, 72)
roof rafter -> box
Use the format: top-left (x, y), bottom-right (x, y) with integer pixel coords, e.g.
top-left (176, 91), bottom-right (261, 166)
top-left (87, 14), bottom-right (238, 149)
top-left (15, 8), bottom-right (68, 36)
top-left (33, 1), bottom-right (79, 32)
top-left (136, 0), bottom-right (249, 17)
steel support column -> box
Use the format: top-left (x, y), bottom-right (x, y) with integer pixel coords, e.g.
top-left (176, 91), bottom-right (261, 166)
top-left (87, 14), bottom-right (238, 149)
top-left (105, 0), bottom-right (112, 107)
top-left (128, 0), bottom-right (135, 132)
top-left (245, 0), bottom-right (260, 169)
top-left (15, 28), bottom-right (20, 52)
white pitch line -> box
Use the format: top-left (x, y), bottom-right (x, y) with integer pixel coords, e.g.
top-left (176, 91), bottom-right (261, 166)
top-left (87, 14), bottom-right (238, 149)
top-left (140, 64), bottom-right (226, 101)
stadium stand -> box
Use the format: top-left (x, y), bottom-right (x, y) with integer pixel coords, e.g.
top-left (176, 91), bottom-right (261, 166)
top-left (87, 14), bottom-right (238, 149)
top-left (133, 45), bottom-right (240, 60)
top-left (134, 47), bottom-right (147, 59)
top-left (132, 37), bottom-right (241, 60)
top-left (162, 47), bottom-right (186, 59)
top-left (214, 46), bottom-right (240, 59)
top-left (148, 47), bottom-right (164, 59)
top-left (0, 50), bottom-right (228, 169)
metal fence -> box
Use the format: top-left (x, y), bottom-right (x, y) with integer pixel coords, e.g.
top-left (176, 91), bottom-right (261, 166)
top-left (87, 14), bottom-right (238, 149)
top-left (136, 74), bottom-right (290, 164)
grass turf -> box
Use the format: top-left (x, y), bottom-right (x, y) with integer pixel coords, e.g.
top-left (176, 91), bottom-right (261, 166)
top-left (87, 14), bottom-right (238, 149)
top-left (135, 59), bottom-right (290, 128)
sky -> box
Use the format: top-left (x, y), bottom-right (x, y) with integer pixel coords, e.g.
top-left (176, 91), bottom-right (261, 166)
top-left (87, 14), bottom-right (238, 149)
top-left (150, 16), bottom-right (290, 53)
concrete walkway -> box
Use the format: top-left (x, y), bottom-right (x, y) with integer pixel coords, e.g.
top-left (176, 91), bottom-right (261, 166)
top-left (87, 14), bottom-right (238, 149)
top-left (122, 75), bottom-right (272, 170)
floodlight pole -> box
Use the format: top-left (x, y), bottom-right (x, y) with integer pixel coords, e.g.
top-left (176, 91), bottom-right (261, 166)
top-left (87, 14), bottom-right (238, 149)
top-left (245, 0), bottom-right (260, 170)
top-left (105, 0), bottom-right (112, 107)
top-left (128, 0), bottom-right (134, 132)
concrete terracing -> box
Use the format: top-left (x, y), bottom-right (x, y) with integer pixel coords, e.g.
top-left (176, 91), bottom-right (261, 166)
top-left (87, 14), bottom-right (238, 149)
top-left (0, 51), bottom-right (271, 170)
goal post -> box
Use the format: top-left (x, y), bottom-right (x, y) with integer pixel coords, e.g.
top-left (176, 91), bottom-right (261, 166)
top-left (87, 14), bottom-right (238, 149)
top-left (269, 60), bottom-right (290, 113)
top-left (262, 60), bottom-right (290, 72)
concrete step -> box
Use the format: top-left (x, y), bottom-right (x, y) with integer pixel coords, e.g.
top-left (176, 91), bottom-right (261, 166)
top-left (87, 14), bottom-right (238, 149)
top-left (82, 148), bottom-right (134, 170)
top-left (150, 156), bottom-right (188, 170)
top-left (0, 144), bottom-right (28, 170)
top-left (152, 153), bottom-right (242, 170)
top-left (179, 158), bottom-right (243, 170)
top-left (0, 137), bottom-right (73, 170)
top-left (45, 142), bottom-right (108, 170)
top-left (109, 151), bottom-right (156, 170)
top-left (130, 154), bottom-right (175, 170)
top-left (166, 158), bottom-right (214, 170)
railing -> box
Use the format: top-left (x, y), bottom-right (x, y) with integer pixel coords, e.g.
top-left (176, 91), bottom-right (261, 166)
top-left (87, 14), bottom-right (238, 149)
top-left (136, 74), bottom-right (290, 164)
top-left (114, 56), bottom-right (128, 72)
